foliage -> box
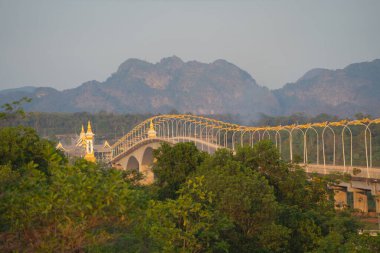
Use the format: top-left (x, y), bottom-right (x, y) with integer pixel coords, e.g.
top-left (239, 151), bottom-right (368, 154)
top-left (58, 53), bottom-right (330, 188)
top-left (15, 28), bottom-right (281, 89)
top-left (152, 142), bottom-right (208, 200)
top-left (341, 233), bottom-right (380, 253)
top-left (0, 120), bottom-right (147, 251)
top-left (0, 120), bottom-right (378, 252)
top-left (0, 159), bottom-right (146, 252)
top-left (193, 141), bottom-right (361, 253)
top-left (145, 177), bottom-right (232, 253)
top-left (0, 96), bottom-right (31, 120)
top-left (0, 126), bottom-right (66, 175)
top-left (195, 148), bottom-right (290, 252)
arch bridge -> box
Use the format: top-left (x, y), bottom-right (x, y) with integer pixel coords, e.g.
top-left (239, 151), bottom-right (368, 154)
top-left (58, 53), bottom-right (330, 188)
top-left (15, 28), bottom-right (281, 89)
top-left (110, 115), bottom-right (380, 212)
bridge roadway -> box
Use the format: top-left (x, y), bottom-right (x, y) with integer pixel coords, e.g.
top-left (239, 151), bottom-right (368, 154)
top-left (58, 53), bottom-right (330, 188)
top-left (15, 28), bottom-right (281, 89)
top-left (109, 115), bottom-right (380, 213)
top-left (305, 164), bottom-right (380, 180)
top-left (111, 135), bottom-right (380, 213)
top-left (111, 135), bottom-right (380, 180)
top-left (111, 136), bottom-right (221, 163)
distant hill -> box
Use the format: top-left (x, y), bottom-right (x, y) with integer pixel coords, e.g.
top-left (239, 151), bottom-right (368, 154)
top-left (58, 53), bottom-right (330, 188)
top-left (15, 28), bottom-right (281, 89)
top-left (274, 59), bottom-right (380, 117)
top-left (1, 57), bottom-right (379, 119)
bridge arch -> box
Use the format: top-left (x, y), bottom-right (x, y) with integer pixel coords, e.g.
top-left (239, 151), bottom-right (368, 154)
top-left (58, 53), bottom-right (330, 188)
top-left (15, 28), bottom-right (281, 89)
top-left (110, 114), bottom-right (380, 181)
top-left (322, 125), bottom-right (336, 168)
top-left (141, 147), bottom-right (155, 184)
top-left (126, 156), bottom-right (139, 172)
top-left (305, 126), bottom-right (319, 165)
top-left (142, 147), bottom-right (154, 168)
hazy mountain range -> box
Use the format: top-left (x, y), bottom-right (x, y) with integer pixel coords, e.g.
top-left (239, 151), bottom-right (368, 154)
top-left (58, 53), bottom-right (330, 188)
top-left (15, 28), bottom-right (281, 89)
top-left (1, 57), bottom-right (379, 120)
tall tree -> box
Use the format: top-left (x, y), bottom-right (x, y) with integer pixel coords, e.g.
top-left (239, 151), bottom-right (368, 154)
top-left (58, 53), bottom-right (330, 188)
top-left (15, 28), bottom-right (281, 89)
top-left (145, 177), bottom-right (232, 253)
top-left (195, 148), bottom-right (290, 252)
top-left (0, 126), bottom-right (66, 175)
top-left (152, 142), bottom-right (208, 200)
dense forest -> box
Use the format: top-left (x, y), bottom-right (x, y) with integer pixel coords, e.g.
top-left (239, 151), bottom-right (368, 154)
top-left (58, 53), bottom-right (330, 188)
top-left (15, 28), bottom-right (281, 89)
top-left (1, 128), bottom-right (379, 251)
top-left (1, 99), bottom-right (380, 252)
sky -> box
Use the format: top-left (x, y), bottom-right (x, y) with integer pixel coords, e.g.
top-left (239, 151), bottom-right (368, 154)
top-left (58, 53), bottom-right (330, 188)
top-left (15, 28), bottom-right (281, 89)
top-left (0, 0), bottom-right (380, 91)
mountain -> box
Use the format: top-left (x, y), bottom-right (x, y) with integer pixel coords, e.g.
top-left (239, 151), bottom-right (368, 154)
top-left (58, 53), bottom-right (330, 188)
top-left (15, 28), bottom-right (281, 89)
top-left (0, 56), bottom-right (279, 119)
top-left (274, 59), bottom-right (380, 117)
top-left (0, 86), bottom-right (38, 94)
top-left (0, 57), bottom-right (379, 119)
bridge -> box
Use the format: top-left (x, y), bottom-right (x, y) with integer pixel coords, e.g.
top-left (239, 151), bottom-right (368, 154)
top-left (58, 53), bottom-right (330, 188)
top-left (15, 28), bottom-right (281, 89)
top-left (110, 114), bottom-right (380, 213)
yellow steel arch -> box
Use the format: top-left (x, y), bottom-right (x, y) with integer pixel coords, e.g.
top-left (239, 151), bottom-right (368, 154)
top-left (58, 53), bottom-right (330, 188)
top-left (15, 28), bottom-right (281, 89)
top-left (111, 115), bottom-right (380, 174)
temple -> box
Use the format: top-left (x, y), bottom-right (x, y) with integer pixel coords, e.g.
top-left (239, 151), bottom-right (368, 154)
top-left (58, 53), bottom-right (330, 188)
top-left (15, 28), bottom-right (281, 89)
top-left (56, 121), bottom-right (111, 163)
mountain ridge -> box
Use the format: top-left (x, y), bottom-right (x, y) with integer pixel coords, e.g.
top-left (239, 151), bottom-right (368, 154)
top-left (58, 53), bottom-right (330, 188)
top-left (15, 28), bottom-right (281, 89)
top-left (1, 57), bottom-right (379, 120)
top-left (274, 58), bottom-right (380, 117)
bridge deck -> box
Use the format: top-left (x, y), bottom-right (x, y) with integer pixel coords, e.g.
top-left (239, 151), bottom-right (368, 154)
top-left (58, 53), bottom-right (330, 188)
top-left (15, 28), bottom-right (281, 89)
top-left (111, 136), bottom-right (380, 180)
top-left (304, 164), bottom-right (380, 180)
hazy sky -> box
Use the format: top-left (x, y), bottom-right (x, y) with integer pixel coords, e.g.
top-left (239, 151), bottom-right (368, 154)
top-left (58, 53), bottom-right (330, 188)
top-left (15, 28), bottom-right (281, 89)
top-left (1, 0), bottom-right (379, 91)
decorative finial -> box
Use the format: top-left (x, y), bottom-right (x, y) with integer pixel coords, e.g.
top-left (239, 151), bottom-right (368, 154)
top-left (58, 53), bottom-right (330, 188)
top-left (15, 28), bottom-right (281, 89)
top-left (150, 120), bottom-right (154, 130)
top-left (87, 120), bottom-right (93, 133)
top-left (56, 141), bottom-right (64, 150)
top-left (148, 119), bottom-right (157, 138)
top-left (104, 140), bottom-right (111, 148)
top-left (81, 124), bottom-right (85, 134)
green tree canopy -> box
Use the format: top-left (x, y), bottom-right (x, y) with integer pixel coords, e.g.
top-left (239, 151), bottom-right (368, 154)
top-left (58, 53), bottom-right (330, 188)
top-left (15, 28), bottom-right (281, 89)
top-left (0, 126), bottom-right (66, 175)
top-left (0, 159), bottom-right (147, 252)
top-left (195, 148), bottom-right (290, 252)
top-left (145, 176), bottom-right (232, 253)
top-left (152, 142), bottom-right (208, 200)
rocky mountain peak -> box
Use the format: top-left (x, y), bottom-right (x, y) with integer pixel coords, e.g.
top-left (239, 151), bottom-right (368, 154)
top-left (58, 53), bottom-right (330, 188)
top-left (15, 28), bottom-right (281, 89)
top-left (159, 56), bottom-right (184, 70)
top-left (274, 59), bottom-right (380, 117)
top-left (297, 68), bottom-right (330, 82)
top-left (116, 58), bottom-right (152, 73)
top-left (1, 57), bottom-right (379, 119)
top-left (212, 59), bottom-right (234, 66)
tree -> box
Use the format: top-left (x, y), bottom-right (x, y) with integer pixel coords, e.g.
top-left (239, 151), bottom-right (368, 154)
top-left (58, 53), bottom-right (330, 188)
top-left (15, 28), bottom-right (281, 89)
top-left (152, 142), bottom-right (208, 200)
top-left (195, 148), bottom-right (290, 252)
top-left (0, 159), bottom-right (146, 252)
top-left (341, 233), bottom-right (380, 253)
top-left (0, 126), bottom-right (66, 175)
top-left (212, 142), bottom-right (358, 253)
top-left (145, 176), bottom-right (231, 253)
top-left (0, 96), bottom-right (31, 120)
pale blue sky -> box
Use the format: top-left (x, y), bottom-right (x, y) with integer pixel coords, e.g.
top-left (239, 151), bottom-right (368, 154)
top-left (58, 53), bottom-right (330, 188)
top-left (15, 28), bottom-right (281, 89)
top-left (0, 0), bottom-right (379, 90)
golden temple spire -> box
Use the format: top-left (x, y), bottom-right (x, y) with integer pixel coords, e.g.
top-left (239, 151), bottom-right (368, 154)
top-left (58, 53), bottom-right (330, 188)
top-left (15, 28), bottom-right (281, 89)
top-left (148, 119), bottom-right (157, 138)
top-left (87, 120), bottom-right (93, 134)
top-left (84, 120), bottom-right (96, 162)
top-left (150, 120), bottom-right (154, 130)
top-left (76, 124), bottom-right (86, 147)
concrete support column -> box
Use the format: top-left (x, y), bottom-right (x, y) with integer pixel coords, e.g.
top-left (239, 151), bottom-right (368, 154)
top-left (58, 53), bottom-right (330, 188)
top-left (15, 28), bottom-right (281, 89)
top-left (353, 190), bottom-right (368, 213)
top-left (141, 165), bottom-right (154, 185)
top-left (375, 194), bottom-right (380, 213)
top-left (334, 188), bottom-right (347, 209)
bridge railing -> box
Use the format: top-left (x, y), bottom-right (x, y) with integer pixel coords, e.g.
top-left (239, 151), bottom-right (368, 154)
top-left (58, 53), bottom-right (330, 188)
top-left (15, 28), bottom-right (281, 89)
top-left (111, 115), bottom-right (380, 177)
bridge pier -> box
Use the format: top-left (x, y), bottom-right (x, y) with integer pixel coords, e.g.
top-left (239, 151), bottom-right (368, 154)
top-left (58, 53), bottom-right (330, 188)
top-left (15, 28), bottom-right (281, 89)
top-left (352, 190), bottom-right (368, 213)
top-left (333, 187), bottom-right (347, 210)
top-left (140, 165), bottom-right (154, 185)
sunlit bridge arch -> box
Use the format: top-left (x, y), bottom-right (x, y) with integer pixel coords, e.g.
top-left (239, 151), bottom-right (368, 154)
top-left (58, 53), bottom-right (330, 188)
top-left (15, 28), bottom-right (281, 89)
top-left (111, 115), bottom-right (380, 181)
top-left (126, 156), bottom-right (139, 172)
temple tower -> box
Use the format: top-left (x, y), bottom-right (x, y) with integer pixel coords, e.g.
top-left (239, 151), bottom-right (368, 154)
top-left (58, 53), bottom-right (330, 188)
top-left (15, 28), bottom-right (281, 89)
top-left (147, 120), bottom-right (157, 138)
top-left (84, 121), bottom-right (96, 162)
